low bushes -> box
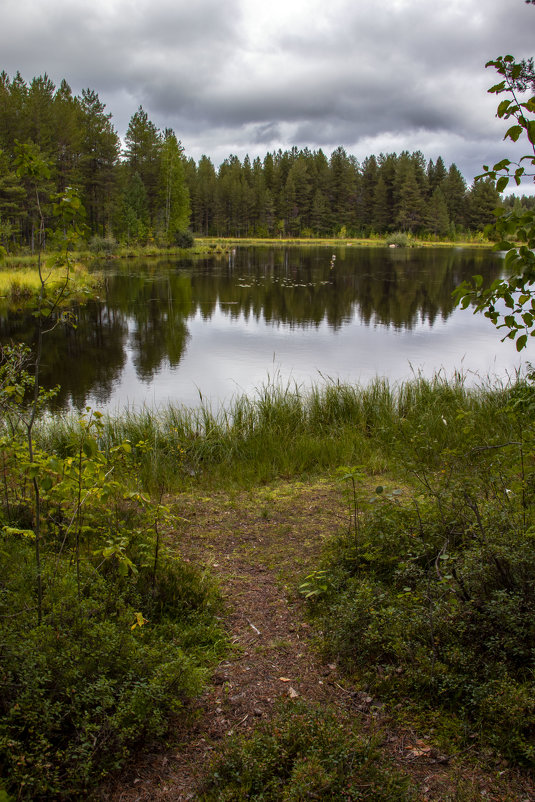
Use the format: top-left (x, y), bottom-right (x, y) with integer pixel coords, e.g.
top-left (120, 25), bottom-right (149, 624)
top-left (201, 700), bottom-right (414, 800)
top-left (305, 385), bottom-right (535, 764)
top-left (0, 401), bottom-right (225, 799)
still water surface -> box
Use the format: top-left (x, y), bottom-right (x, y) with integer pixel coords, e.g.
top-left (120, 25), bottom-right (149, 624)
top-left (2, 246), bottom-right (531, 411)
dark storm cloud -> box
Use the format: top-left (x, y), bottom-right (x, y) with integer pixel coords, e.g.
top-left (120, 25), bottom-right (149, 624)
top-left (1, 0), bottom-right (534, 182)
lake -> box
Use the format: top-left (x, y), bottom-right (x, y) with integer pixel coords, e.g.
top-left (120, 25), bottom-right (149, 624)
top-left (2, 245), bottom-right (531, 411)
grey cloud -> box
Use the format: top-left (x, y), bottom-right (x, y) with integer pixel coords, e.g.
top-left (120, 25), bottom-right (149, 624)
top-left (1, 0), bottom-right (533, 186)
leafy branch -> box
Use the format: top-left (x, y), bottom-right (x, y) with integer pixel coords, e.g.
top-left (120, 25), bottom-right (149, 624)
top-left (454, 55), bottom-right (535, 351)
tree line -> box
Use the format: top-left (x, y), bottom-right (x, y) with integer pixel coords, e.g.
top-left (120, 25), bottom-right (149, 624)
top-left (185, 147), bottom-right (503, 238)
top-left (0, 72), bottom-right (190, 250)
top-left (0, 69), bottom-right (533, 249)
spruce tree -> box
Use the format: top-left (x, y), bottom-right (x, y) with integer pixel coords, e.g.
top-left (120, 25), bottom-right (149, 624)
top-left (425, 186), bottom-right (450, 236)
top-left (124, 107), bottom-right (162, 228)
top-left (395, 161), bottom-right (424, 232)
top-left (442, 164), bottom-right (467, 227)
top-left (157, 129), bottom-right (190, 244)
top-left (372, 174), bottom-right (390, 233)
top-left (466, 178), bottom-right (501, 231)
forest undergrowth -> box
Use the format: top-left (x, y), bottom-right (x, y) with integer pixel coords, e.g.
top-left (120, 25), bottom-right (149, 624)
top-left (2, 372), bottom-right (535, 798)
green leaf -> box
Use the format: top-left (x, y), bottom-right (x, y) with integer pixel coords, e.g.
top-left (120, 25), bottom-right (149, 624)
top-left (516, 334), bottom-right (528, 351)
top-left (492, 158), bottom-right (511, 171)
top-left (504, 126), bottom-right (523, 142)
top-left (497, 99), bottom-right (511, 117)
top-left (2, 526), bottom-right (35, 539)
top-left (511, 64), bottom-right (523, 80)
top-left (83, 438), bottom-right (98, 458)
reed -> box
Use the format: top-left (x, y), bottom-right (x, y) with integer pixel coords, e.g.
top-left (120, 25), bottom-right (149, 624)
top-left (34, 373), bottom-right (521, 490)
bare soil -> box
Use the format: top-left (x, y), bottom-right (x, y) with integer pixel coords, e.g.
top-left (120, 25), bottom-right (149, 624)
top-left (101, 478), bottom-right (535, 802)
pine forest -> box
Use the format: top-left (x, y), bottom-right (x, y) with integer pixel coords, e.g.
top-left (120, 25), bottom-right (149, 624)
top-left (2, 70), bottom-right (534, 251)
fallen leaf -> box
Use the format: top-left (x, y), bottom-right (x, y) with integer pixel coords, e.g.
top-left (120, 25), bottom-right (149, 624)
top-left (405, 741), bottom-right (432, 758)
top-left (279, 677), bottom-right (291, 682)
top-left (288, 687), bottom-right (299, 698)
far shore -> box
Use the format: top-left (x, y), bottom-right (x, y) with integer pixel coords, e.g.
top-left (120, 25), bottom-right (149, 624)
top-left (1, 234), bottom-right (494, 270)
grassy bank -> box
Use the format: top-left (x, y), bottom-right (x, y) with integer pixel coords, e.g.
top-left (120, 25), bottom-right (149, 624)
top-left (0, 262), bottom-right (99, 308)
top-left (0, 233), bottom-right (493, 270)
top-left (34, 373), bottom-right (515, 491)
top-left (195, 233), bottom-right (493, 250)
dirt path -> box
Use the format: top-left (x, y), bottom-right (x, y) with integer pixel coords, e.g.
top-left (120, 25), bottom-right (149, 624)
top-left (102, 479), bottom-right (534, 802)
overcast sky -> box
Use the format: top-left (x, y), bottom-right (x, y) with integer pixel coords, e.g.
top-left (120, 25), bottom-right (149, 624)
top-left (1, 0), bottom-right (534, 186)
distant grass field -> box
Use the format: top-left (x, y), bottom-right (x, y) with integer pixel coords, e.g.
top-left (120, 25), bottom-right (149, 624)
top-left (0, 263), bottom-right (98, 305)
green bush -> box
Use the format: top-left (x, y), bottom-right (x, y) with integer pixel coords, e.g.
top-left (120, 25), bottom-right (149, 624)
top-left (88, 235), bottom-right (118, 255)
top-left (311, 478), bottom-right (535, 764)
top-left (201, 700), bottom-right (414, 800)
top-left (0, 536), bottom-right (224, 799)
top-left (174, 229), bottom-right (194, 248)
top-left (385, 231), bottom-right (411, 247)
top-left (0, 403), bottom-right (225, 798)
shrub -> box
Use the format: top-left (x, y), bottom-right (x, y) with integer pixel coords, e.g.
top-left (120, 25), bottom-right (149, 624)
top-left (0, 536), bottom-right (224, 799)
top-left (385, 231), bottom-right (411, 247)
top-left (307, 397), bottom-right (535, 764)
top-left (0, 404), bottom-right (225, 798)
top-left (88, 235), bottom-right (118, 255)
top-left (174, 229), bottom-right (194, 248)
top-left (201, 700), bottom-right (414, 800)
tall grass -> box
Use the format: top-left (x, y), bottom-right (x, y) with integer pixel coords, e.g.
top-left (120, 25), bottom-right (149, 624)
top-left (0, 264), bottom-right (97, 305)
top-left (34, 373), bottom-right (519, 489)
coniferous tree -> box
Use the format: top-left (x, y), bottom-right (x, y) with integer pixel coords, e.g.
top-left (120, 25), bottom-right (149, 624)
top-left (286, 157), bottom-right (312, 233)
top-left (359, 155), bottom-right (378, 230)
top-left (442, 164), bottom-right (467, 227)
top-left (0, 69), bottom-right (500, 244)
top-left (79, 89), bottom-right (120, 236)
top-left (372, 174), bottom-right (390, 233)
top-left (427, 156), bottom-right (447, 194)
top-left (466, 178), bottom-right (501, 231)
top-left (196, 155), bottom-right (218, 235)
top-left (425, 186), bottom-right (450, 236)
top-left (25, 75), bottom-right (56, 157)
top-left (395, 159), bottom-right (424, 232)
top-left (0, 150), bottom-right (26, 248)
top-left (329, 146), bottom-right (358, 233)
top-left (157, 129), bottom-right (190, 244)
top-left (120, 171), bottom-right (149, 243)
top-left (124, 107), bottom-right (161, 229)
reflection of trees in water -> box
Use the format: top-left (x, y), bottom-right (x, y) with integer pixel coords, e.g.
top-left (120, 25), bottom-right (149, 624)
top-left (186, 247), bottom-right (503, 331)
top-left (0, 302), bottom-right (128, 409)
top-left (102, 272), bottom-right (191, 382)
top-left (127, 278), bottom-right (190, 381)
top-left (0, 248), bottom-right (503, 409)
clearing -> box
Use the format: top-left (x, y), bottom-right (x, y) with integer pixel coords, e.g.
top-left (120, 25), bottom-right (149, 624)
top-left (102, 478), bottom-right (534, 801)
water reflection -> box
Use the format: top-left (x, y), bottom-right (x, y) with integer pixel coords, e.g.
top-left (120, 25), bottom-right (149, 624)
top-left (0, 246), bottom-right (520, 411)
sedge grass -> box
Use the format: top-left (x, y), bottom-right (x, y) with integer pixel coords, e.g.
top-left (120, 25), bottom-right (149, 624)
top-left (0, 264), bottom-right (98, 306)
top-left (33, 373), bottom-right (523, 492)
